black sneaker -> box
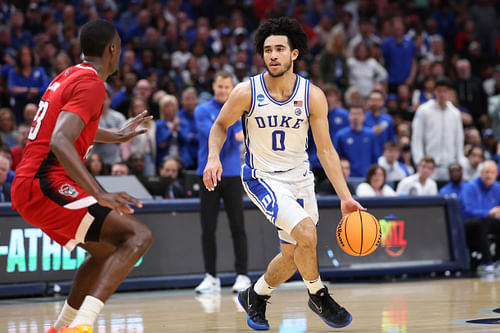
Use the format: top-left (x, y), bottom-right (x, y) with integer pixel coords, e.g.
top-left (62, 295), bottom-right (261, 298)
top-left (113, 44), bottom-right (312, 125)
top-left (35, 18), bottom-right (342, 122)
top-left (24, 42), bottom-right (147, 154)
top-left (238, 284), bottom-right (270, 330)
top-left (308, 287), bottom-right (352, 328)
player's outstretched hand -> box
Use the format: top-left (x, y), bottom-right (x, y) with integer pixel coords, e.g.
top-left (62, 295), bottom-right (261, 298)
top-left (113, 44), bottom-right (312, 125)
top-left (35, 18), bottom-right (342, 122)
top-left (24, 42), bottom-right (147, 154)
top-left (96, 192), bottom-right (143, 216)
top-left (117, 110), bottom-right (153, 142)
top-left (340, 197), bottom-right (366, 217)
top-left (203, 157), bottom-right (223, 191)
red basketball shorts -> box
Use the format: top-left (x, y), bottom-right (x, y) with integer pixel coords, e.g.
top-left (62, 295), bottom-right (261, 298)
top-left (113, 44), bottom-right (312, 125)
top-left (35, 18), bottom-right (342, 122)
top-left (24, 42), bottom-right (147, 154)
top-left (11, 175), bottom-right (111, 251)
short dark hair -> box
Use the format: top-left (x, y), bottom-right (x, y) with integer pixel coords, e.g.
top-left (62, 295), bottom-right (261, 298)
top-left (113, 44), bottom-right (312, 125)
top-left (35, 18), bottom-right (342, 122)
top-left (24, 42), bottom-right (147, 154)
top-left (254, 17), bottom-right (308, 62)
top-left (80, 19), bottom-right (117, 57)
top-left (435, 77), bottom-right (451, 89)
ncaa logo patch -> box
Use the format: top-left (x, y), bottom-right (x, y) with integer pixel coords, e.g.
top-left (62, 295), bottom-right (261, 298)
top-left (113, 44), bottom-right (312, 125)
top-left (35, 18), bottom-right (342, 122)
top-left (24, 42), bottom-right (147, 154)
top-left (295, 108), bottom-right (302, 116)
top-left (59, 184), bottom-right (79, 198)
top-left (257, 94), bottom-right (265, 102)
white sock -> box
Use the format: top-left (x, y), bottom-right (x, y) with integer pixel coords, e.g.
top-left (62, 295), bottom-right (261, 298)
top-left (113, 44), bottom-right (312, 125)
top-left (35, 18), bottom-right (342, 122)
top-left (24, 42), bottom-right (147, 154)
top-left (304, 277), bottom-right (324, 294)
top-left (69, 296), bottom-right (104, 327)
top-left (253, 275), bottom-right (275, 296)
top-left (54, 300), bottom-right (78, 331)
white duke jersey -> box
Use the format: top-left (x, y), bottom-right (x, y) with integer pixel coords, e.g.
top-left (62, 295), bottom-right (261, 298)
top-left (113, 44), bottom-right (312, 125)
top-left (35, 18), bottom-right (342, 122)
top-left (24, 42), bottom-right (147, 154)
top-left (243, 73), bottom-right (310, 172)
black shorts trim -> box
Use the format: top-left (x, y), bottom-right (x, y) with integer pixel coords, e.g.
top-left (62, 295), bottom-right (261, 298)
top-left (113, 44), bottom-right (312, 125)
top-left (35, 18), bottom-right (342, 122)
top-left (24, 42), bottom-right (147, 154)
top-left (85, 203), bottom-right (112, 242)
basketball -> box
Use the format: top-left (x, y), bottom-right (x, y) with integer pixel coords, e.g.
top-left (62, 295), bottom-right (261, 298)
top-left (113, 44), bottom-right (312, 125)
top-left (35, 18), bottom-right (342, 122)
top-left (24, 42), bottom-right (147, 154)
top-left (336, 211), bottom-right (381, 256)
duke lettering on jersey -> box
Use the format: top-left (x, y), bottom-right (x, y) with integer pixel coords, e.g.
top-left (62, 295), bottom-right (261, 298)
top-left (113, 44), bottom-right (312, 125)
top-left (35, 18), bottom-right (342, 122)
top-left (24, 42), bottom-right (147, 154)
top-left (244, 73), bottom-right (310, 172)
top-left (254, 115), bottom-right (304, 129)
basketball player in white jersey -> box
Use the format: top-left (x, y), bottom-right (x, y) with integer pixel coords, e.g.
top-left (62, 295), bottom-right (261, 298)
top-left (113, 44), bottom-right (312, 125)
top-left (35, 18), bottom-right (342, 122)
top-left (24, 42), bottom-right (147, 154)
top-left (203, 17), bottom-right (364, 330)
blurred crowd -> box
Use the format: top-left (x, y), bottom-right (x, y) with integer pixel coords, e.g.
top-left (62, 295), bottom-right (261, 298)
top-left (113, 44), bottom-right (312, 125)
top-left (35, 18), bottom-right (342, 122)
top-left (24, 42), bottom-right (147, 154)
top-left (1, 0), bottom-right (500, 204)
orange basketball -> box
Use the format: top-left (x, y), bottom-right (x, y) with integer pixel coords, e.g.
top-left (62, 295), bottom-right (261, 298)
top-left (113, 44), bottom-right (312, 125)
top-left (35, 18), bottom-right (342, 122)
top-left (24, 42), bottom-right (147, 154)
top-left (336, 211), bottom-right (381, 256)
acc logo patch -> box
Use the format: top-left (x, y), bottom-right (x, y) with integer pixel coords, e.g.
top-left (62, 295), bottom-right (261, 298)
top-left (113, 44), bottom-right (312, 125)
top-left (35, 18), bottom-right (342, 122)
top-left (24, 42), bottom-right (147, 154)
top-left (295, 108), bottom-right (302, 116)
top-left (59, 184), bottom-right (79, 198)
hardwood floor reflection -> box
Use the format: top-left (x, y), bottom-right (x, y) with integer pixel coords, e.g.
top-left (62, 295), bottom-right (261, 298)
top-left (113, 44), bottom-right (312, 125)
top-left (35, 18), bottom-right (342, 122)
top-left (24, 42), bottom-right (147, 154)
top-left (1, 277), bottom-right (500, 332)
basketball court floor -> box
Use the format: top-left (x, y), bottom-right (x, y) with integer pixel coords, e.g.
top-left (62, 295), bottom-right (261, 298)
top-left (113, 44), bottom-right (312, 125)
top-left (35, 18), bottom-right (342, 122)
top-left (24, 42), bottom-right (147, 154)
top-left (1, 276), bottom-right (500, 332)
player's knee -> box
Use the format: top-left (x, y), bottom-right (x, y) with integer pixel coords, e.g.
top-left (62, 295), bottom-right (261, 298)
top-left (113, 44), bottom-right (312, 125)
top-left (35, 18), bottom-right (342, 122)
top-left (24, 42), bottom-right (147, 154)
top-left (292, 220), bottom-right (317, 248)
top-left (131, 225), bottom-right (154, 254)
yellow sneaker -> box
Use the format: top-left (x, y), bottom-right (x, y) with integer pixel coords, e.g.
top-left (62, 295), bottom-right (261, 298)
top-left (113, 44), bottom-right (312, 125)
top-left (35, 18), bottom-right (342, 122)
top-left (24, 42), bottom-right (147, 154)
top-left (58, 325), bottom-right (92, 333)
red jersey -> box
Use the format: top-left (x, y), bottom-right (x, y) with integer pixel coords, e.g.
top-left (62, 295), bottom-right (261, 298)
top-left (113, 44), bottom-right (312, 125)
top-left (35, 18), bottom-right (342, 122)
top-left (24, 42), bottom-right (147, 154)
top-left (15, 63), bottom-right (105, 180)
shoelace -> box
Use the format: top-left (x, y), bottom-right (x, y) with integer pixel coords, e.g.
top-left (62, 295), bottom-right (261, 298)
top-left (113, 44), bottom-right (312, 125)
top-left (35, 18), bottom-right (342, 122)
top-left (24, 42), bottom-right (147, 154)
top-left (252, 296), bottom-right (271, 318)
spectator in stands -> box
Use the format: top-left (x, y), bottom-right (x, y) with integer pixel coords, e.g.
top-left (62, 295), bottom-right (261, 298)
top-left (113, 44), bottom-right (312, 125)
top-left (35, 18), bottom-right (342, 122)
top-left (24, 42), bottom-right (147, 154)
top-left (116, 79), bottom-right (159, 119)
top-left (0, 108), bottom-right (17, 148)
top-left (159, 156), bottom-right (186, 199)
top-left (0, 154), bottom-right (10, 202)
top-left (364, 90), bottom-right (395, 153)
top-left (319, 31), bottom-right (348, 91)
top-left (396, 156), bottom-right (438, 196)
top-left (426, 35), bottom-right (445, 62)
top-left (22, 102), bottom-right (36, 127)
top-left (156, 94), bottom-right (187, 169)
top-left (178, 87), bottom-right (199, 170)
top-left (461, 145), bottom-right (485, 181)
top-left (121, 97), bottom-right (157, 176)
top-left (92, 90), bottom-right (126, 168)
top-left (347, 18), bottom-right (381, 57)
top-left (411, 78), bottom-right (464, 181)
top-left (460, 160), bottom-right (500, 273)
top-left (453, 59), bottom-right (487, 127)
top-left (9, 123), bottom-right (28, 170)
top-left (85, 153), bottom-right (108, 177)
top-left (347, 42), bottom-right (387, 99)
top-left (128, 152), bottom-right (145, 177)
top-left (381, 16), bottom-right (417, 92)
top-left (8, 46), bottom-right (47, 123)
top-left (0, 145), bottom-right (13, 184)
top-left (488, 85), bottom-right (500, 141)
top-left (412, 76), bottom-right (435, 112)
top-left (194, 70), bottom-right (249, 294)
top-left (317, 158), bottom-right (355, 196)
top-left (111, 161), bottom-right (129, 176)
top-left (111, 72), bottom-right (137, 114)
top-left (308, 84), bottom-right (349, 182)
top-left (439, 163), bottom-right (466, 197)
top-left (9, 11), bottom-right (33, 50)
top-left (125, 9), bottom-right (151, 42)
top-left (334, 105), bottom-right (380, 177)
top-left (356, 164), bottom-right (397, 197)
top-left (378, 141), bottom-right (409, 182)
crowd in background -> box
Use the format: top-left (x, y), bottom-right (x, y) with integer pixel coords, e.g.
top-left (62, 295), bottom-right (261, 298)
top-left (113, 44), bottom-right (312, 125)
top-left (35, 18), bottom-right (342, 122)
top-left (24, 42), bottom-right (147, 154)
top-left (1, 0), bottom-right (500, 204)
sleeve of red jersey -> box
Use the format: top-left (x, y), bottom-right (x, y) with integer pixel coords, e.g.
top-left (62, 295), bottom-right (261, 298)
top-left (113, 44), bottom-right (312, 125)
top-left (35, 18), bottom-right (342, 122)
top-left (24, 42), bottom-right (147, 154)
top-left (61, 77), bottom-right (105, 125)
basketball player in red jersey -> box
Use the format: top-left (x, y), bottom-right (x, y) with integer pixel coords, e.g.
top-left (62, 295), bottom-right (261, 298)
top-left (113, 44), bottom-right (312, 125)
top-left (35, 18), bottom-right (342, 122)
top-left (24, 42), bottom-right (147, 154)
top-left (11, 20), bottom-right (153, 333)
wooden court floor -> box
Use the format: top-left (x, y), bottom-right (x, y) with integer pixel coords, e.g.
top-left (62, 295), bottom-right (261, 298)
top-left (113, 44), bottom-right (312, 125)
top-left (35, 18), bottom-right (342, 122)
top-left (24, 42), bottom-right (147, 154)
top-left (1, 276), bottom-right (500, 332)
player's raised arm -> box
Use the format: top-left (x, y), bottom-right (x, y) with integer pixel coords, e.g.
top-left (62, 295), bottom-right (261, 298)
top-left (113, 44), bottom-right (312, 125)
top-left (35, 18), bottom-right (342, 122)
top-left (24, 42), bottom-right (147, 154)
top-left (95, 110), bottom-right (153, 143)
top-left (308, 84), bottom-right (364, 215)
top-left (203, 81), bottom-right (251, 190)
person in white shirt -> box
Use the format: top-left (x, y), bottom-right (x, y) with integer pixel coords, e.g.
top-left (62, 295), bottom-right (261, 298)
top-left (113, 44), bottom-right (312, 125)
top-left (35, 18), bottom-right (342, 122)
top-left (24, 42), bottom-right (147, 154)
top-left (397, 156), bottom-right (438, 196)
top-left (347, 42), bottom-right (387, 98)
top-left (461, 145), bottom-right (484, 180)
top-left (411, 78), bottom-right (464, 180)
top-left (378, 141), bottom-right (410, 181)
top-left (356, 164), bottom-right (397, 197)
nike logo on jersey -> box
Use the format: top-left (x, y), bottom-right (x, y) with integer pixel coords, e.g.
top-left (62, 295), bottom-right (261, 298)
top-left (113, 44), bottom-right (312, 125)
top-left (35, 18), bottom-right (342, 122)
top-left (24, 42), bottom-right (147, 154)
top-left (257, 103), bottom-right (269, 107)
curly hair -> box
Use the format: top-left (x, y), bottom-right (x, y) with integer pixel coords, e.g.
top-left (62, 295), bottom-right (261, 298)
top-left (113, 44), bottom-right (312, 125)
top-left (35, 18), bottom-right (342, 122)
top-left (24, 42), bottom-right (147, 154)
top-left (254, 17), bottom-right (308, 61)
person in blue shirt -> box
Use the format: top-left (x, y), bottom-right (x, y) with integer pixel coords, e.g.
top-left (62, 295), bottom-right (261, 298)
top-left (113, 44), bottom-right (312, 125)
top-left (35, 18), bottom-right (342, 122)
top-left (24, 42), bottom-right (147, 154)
top-left (178, 87), bottom-right (199, 170)
top-left (459, 161), bottom-right (500, 272)
top-left (307, 84), bottom-right (349, 183)
top-left (0, 154), bottom-right (10, 202)
top-left (381, 17), bottom-right (417, 91)
top-left (8, 46), bottom-right (47, 124)
top-left (334, 106), bottom-right (380, 177)
top-left (439, 163), bottom-right (466, 197)
top-left (364, 90), bottom-right (395, 153)
top-left (194, 70), bottom-right (250, 294)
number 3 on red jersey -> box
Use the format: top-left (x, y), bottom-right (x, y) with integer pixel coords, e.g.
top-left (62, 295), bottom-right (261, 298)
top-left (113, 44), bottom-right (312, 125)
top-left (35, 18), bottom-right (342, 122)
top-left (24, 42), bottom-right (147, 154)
top-left (28, 100), bottom-right (49, 141)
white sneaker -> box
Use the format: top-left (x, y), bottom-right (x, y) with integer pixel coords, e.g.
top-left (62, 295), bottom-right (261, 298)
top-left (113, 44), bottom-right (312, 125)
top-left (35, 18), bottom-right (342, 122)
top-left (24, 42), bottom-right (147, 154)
top-left (232, 274), bottom-right (251, 293)
top-left (478, 263), bottom-right (495, 274)
top-left (195, 273), bottom-right (221, 294)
